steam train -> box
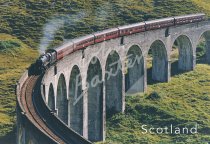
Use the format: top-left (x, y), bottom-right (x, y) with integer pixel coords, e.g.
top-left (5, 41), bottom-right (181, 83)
top-left (32, 13), bottom-right (205, 74)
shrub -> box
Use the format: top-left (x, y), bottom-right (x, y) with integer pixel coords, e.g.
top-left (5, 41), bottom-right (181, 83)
top-left (146, 91), bottom-right (161, 100)
top-left (0, 40), bottom-right (21, 51)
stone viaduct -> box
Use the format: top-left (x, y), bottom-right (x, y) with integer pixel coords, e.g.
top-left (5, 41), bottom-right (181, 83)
top-left (18, 20), bottom-right (210, 143)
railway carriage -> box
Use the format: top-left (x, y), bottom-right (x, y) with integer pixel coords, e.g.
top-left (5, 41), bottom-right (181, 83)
top-left (118, 22), bottom-right (146, 36)
top-left (174, 13), bottom-right (205, 25)
top-left (72, 34), bottom-right (95, 51)
top-left (55, 41), bottom-right (74, 60)
top-left (94, 28), bottom-right (119, 43)
top-left (145, 17), bottom-right (175, 31)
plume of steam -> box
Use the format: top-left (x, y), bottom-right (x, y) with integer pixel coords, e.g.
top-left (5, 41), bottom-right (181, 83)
top-left (39, 12), bottom-right (86, 54)
top-left (39, 17), bottom-right (64, 54)
top-left (94, 1), bottom-right (113, 29)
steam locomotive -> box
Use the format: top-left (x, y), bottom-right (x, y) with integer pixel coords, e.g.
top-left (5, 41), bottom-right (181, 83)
top-left (31, 13), bottom-right (205, 74)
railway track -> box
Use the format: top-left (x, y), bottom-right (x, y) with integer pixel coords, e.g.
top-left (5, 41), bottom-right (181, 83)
top-left (20, 75), bottom-right (65, 143)
top-left (18, 74), bottom-right (92, 144)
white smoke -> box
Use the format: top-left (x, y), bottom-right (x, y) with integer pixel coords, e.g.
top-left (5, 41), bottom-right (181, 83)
top-left (94, 1), bottom-right (113, 29)
top-left (39, 12), bottom-right (86, 54)
top-left (39, 17), bottom-right (64, 54)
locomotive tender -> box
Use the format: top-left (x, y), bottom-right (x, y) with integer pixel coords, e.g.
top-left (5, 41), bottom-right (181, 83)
top-left (34, 13), bottom-right (205, 74)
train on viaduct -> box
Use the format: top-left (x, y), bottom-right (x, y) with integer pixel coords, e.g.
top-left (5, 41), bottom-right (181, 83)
top-left (16, 13), bottom-right (210, 143)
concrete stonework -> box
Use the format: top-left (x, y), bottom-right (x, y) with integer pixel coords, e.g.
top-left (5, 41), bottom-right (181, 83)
top-left (16, 106), bottom-right (56, 144)
top-left (41, 20), bottom-right (210, 142)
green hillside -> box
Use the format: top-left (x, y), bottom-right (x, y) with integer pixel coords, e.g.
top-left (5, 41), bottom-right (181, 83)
top-left (1, 0), bottom-right (210, 143)
top-left (103, 64), bottom-right (210, 143)
top-left (0, 0), bottom-right (209, 48)
top-left (0, 34), bottom-right (38, 143)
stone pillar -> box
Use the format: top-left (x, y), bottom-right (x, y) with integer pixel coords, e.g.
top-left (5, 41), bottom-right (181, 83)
top-left (68, 99), bottom-right (70, 127)
top-left (167, 60), bottom-right (172, 82)
top-left (192, 54), bottom-right (196, 70)
top-left (144, 56), bottom-right (147, 91)
top-left (83, 87), bottom-right (88, 139)
top-left (102, 80), bottom-right (106, 141)
top-left (206, 40), bottom-right (210, 64)
top-left (121, 73), bottom-right (125, 112)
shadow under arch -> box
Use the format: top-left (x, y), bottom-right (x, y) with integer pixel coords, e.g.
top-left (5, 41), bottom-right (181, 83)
top-left (69, 65), bottom-right (83, 135)
top-left (105, 50), bottom-right (122, 117)
top-left (147, 40), bottom-right (168, 84)
top-left (86, 56), bottom-right (103, 142)
top-left (56, 73), bottom-right (68, 124)
top-left (125, 45), bottom-right (144, 94)
top-left (171, 35), bottom-right (193, 76)
top-left (48, 83), bottom-right (55, 112)
top-left (196, 30), bottom-right (210, 64)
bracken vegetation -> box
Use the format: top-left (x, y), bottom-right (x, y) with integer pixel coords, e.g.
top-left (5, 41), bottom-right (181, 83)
top-left (0, 0), bottom-right (210, 48)
top-left (0, 34), bottom-right (38, 143)
top-left (1, 0), bottom-right (210, 143)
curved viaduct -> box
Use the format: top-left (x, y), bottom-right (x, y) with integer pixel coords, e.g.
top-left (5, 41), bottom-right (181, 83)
top-left (17, 19), bottom-right (210, 143)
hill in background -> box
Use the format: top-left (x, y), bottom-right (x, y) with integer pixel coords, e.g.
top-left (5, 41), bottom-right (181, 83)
top-left (1, 0), bottom-right (210, 143)
top-left (0, 0), bottom-right (210, 49)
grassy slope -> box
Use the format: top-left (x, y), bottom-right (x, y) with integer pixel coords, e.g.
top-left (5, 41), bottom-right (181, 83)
top-left (0, 0), bottom-right (209, 48)
top-left (103, 64), bottom-right (210, 144)
top-left (0, 0), bottom-right (210, 143)
top-left (192, 0), bottom-right (210, 16)
top-left (0, 34), bottom-right (38, 140)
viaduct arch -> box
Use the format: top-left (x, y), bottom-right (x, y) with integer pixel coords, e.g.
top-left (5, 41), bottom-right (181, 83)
top-left (69, 65), bottom-right (83, 135)
top-left (125, 45), bottom-right (144, 94)
top-left (56, 74), bottom-right (68, 124)
top-left (197, 30), bottom-right (210, 64)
